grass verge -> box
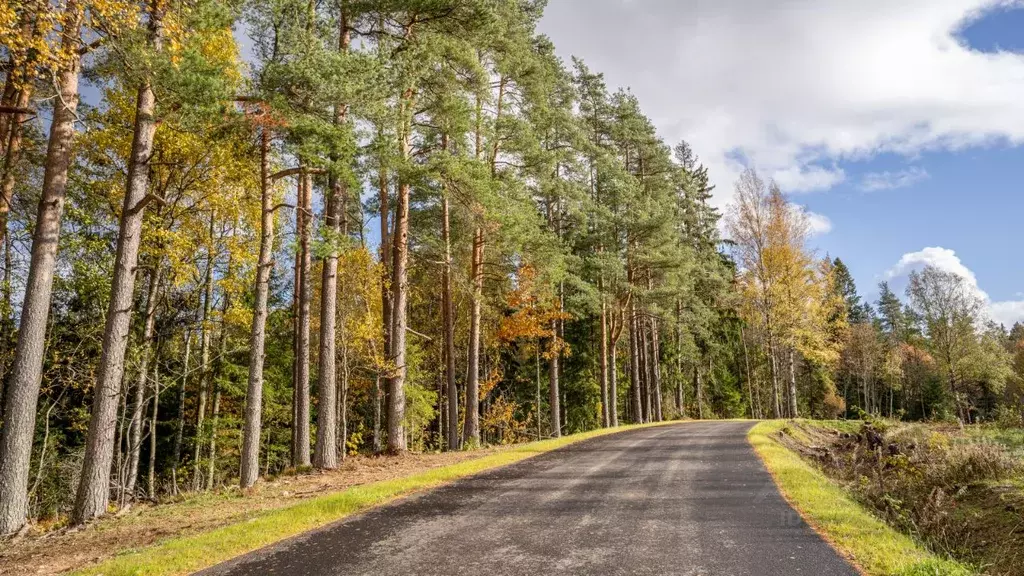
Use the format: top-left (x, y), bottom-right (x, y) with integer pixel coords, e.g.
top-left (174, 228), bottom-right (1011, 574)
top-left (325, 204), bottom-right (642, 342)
top-left (748, 420), bottom-right (976, 576)
top-left (74, 422), bottom-right (670, 576)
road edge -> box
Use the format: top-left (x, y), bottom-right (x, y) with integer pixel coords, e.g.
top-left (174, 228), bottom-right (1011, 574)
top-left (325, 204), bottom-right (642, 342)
top-left (748, 420), bottom-right (976, 576)
top-left (71, 421), bottom-right (679, 576)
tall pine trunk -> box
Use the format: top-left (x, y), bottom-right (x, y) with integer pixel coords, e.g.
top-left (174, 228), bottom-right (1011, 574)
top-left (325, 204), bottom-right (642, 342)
top-left (628, 306), bottom-right (642, 424)
top-left (386, 90), bottom-right (414, 454)
top-left (313, 168), bottom-right (341, 470)
top-left (240, 127), bottom-right (274, 489)
top-left (0, 10), bottom-right (40, 265)
top-left (193, 223), bottom-right (215, 489)
top-left (146, 339), bottom-right (160, 500)
top-left (609, 334), bottom-right (619, 427)
top-left (535, 343), bottom-right (542, 438)
top-left (0, 80), bottom-right (32, 278)
top-left (638, 316), bottom-right (650, 422)
top-left (314, 14), bottom-right (349, 469)
top-left (463, 227), bottom-right (483, 445)
top-left (291, 175), bottom-right (302, 461)
top-left (0, 4), bottom-right (83, 534)
top-left (125, 264), bottom-right (163, 499)
top-left (548, 317), bottom-right (561, 438)
top-left (675, 302), bottom-right (684, 417)
top-left (294, 171), bottom-right (312, 466)
top-left (650, 316), bottom-right (663, 422)
top-left (375, 154), bottom-right (390, 454)
top-left (598, 298), bottom-right (609, 427)
top-left (694, 364), bottom-right (704, 420)
top-left (206, 270), bottom-right (230, 490)
top-left (171, 329), bottom-right (191, 495)
top-left (441, 164), bottom-right (458, 451)
top-left (387, 177), bottom-right (410, 453)
top-left (338, 337), bottom-right (349, 460)
top-left (73, 2), bottom-right (164, 524)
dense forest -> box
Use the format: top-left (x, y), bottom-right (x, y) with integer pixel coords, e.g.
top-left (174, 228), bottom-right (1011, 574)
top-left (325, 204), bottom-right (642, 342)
top-left (0, 0), bottom-right (1021, 536)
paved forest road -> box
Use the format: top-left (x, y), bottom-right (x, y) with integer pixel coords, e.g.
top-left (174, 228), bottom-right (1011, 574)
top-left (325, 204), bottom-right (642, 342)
top-left (200, 422), bottom-right (857, 576)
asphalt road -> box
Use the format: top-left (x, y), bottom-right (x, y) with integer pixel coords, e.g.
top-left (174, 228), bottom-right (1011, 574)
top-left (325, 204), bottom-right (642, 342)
top-left (199, 421), bottom-right (857, 576)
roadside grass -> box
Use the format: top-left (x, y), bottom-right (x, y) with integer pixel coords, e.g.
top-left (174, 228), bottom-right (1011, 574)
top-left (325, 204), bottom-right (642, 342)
top-left (73, 421), bottom-right (674, 576)
top-left (749, 420), bottom-right (977, 576)
top-left (967, 425), bottom-right (1024, 458)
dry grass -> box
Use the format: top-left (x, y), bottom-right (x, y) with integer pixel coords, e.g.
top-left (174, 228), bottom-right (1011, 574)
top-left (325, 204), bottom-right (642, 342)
top-left (750, 421), bottom-right (975, 576)
top-left (1, 449), bottom-right (497, 575)
top-left (773, 419), bottom-right (1024, 576)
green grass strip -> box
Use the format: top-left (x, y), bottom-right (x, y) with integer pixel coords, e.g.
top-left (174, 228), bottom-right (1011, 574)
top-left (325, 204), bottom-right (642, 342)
top-left (75, 422), bottom-right (672, 576)
top-left (748, 421), bottom-right (976, 576)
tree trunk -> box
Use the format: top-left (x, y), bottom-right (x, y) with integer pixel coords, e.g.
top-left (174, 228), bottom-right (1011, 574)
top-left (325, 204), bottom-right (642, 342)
top-left (0, 80), bottom-right (31, 261)
top-left (115, 386), bottom-right (128, 506)
top-left (463, 227), bottom-right (484, 445)
top-left (599, 298), bottom-right (609, 427)
top-left (386, 102), bottom-right (412, 453)
top-left (294, 170), bottom-right (312, 466)
top-left (768, 339), bottom-right (781, 419)
top-left (535, 343), bottom-right (542, 439)
top-left (0, 232), bottom-right (9, 421)
top-left (147, 339), bottom-right (160, 500)
top-left (695, 365), bottom-right (704, 420)
top-left (0, 5), bottom-right (82, 533)
top-left (313, 15), bottom-right (349, 466)
top-left (206, 276), bottom-right (230, 490)
top-left (441, 178), bottom-right (458, 451)
top-left (628, 306), bottom-right (642, 424)
top-left (338, 337), bottom-right (349, 460)
top-left (609, 334), bottom-right (619, 427)
top-left (240, 126), bottom-right (274, 489)
top-left (73, 3), bottom-right (164, 524)
top-left (126, 264), bottom-right (163, 499)
top-left (193, 223), bottom-right (215, 489)
top-left (171, 329), bottom-right (191, 496)
top-left (741, 326), bottom-right (755, 419)
top-left (548, 319), bottom-right (561, 438)
top-left (313, 168), bottom-right (342, 470)
top-left (0, 9), bottom-right (40, 261)
top-left (372, 374), bottom-right (382, 453)
top-left (638, 316), bottom-right (650, 422)
top-left (291, 174), bottom-right (303, 462)
top-left (788, 349), bottom-right (798, 418)
top-left (674, 303), bottom-right (684, 418)
top-left (376, 148), bottom-right (390, 454)
top-left (650, 316), bottom-right (663, 422)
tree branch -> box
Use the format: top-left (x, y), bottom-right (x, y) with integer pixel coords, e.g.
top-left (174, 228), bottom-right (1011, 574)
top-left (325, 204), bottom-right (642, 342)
top-left (270, 167), bottom-right (325, 181)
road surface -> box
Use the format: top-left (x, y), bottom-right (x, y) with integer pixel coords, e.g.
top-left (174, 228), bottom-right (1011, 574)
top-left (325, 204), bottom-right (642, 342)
top-left (199, 421), bottom-right (856, 576)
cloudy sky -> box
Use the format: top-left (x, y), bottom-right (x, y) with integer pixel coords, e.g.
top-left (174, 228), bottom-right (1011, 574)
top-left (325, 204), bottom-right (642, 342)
top-left (538, 0), bottom-right (1024, 325)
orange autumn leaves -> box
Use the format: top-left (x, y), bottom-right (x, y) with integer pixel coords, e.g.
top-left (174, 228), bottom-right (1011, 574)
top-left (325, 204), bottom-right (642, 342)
top-left (497, 264), bottom-right (570, 360)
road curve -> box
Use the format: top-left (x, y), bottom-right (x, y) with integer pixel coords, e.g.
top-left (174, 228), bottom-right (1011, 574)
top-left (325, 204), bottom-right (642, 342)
top-left (199, 421), bottom-right (856, 576)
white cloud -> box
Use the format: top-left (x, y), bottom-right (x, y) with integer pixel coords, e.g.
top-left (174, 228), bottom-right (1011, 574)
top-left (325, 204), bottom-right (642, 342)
top-left (989, 301), bottom-right (1024, 326)
top-left (884, 246), bottom-right (1024, 326)
top-left (860, 167), bottom-right (930, 191)
top-left (538, 0), bottom-right (1024, 210)
top-left (805, 211), bottom-right (833, 236)
top-left (773, 165), bottom-right (846, 193)
top-left (884, 247), bottom-right (984, 295)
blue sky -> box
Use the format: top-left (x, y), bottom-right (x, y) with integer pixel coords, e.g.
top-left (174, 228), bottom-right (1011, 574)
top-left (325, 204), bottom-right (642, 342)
top-left (539, 0), bottom-right (1024, 325)
top-left (805, 6), bottom-right (1024, 306)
